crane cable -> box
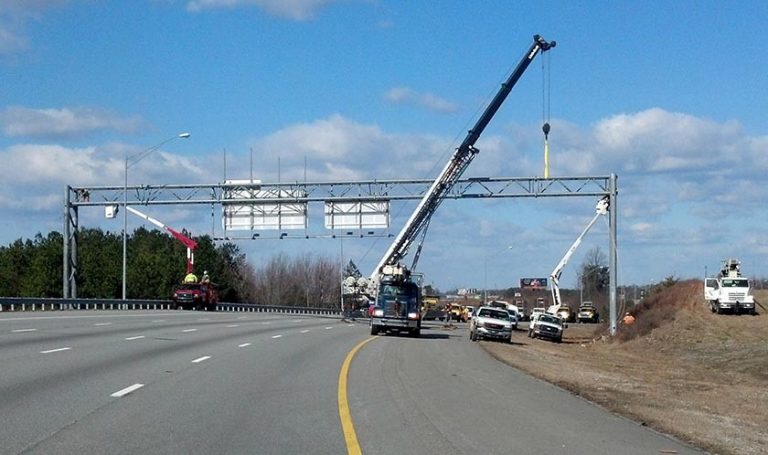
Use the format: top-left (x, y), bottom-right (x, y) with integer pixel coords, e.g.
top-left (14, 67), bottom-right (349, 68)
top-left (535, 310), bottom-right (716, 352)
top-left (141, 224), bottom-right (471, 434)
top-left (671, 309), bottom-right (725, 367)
top-left (541, 50), bottom-right (552, 178)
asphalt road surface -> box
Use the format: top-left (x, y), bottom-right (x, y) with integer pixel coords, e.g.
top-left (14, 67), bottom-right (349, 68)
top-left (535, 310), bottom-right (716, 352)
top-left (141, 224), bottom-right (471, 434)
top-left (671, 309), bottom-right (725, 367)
top-left (0, 311), bottom-right (704, 455)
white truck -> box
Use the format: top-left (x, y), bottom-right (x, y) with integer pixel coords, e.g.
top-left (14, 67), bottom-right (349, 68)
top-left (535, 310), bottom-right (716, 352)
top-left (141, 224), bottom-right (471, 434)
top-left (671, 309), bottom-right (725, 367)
top-left (704, 259), bottom-right (756, 315)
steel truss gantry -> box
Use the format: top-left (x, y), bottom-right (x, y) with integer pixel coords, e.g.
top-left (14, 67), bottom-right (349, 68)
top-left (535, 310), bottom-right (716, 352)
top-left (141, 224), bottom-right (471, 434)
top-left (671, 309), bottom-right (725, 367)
top-left (64, 174), bottom-right (619, 332)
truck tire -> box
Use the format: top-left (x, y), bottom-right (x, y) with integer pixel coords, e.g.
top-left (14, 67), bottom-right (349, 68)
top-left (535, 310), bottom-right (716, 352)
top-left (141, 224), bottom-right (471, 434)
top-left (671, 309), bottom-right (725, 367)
top-left (409, 328), bottom-right (420, 338)
top-left (370, 324), bottom-right (380, 336)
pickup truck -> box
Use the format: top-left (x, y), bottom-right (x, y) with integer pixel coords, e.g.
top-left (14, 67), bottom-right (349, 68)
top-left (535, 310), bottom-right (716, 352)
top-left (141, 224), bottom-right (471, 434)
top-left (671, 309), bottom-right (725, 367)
top-left (528, 313), bottom-right (564, 342)
top-left (469, 306), bottom-right (514, 343)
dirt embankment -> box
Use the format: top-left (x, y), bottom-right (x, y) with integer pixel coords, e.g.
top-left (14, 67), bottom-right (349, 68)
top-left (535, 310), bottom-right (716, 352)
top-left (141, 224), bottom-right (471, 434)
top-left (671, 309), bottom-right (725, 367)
top-left (483, 280), bottom-right (768, 455)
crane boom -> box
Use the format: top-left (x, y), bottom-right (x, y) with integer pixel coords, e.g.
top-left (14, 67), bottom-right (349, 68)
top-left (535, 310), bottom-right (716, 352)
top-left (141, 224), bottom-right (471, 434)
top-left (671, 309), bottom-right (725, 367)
top-left (548, 197), bottom-right (609, 313)
top-left (371, 35), bottom-right (555, 278)
top-left (125, 206), bottom-right (198, 273)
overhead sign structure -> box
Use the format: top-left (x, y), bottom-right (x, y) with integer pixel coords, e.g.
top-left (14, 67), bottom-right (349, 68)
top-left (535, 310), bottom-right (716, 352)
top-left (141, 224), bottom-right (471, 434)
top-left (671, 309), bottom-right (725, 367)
top-left (520, 277), bottom-right (548, 289)
top-left (222, 181), bottom-right (307, 230)
top-left (324, 201), bottom-right (389, 230)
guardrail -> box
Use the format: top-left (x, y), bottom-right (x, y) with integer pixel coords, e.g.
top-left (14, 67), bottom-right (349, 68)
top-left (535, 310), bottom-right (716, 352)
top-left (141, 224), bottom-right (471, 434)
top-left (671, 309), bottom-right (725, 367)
top-left (0, 297), bottom-right (341, 316)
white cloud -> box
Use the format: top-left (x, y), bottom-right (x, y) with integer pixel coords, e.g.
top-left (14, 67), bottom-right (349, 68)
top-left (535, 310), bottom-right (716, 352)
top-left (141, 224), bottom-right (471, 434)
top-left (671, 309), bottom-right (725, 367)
top-left (0, 106), bottom-right (145, 138)
top-left (185, 0), bottom-right (337, 20)
top-left (385, 86), bottom-right (458, 113)
top-left (0, 0), bottom-right (69, 56)
top-left (247, 114), bottom-right (451, 182)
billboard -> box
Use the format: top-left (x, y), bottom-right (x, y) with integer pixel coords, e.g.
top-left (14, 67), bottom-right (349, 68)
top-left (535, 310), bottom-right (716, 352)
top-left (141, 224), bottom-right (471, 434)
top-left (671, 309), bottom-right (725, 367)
top-left (519, 277), bottom-right (548, 289)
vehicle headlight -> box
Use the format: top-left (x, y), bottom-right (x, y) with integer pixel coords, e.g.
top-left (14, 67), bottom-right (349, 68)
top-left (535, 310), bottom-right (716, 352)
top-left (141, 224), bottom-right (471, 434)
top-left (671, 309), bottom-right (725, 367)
top-left (476, 320), bottom-right (485, 328)
top-left (407, 312), bottom-right (420, 320)
top-left (373, 309), bottom-right (384, 317)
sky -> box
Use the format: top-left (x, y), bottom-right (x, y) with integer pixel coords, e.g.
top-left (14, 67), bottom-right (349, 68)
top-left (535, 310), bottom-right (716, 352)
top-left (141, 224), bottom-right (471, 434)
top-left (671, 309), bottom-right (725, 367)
top-left (1, 0), bottom-right (767, 293)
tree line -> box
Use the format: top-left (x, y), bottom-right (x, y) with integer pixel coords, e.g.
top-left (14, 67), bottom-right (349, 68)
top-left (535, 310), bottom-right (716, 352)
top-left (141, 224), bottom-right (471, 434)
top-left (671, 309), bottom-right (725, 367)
top-left (0, 229), bottom-right (344, 308)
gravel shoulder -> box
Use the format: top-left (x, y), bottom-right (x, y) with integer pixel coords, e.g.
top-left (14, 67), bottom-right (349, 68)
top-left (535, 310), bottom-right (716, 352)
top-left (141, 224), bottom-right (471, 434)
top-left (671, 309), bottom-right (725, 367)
top-left (480, 281), bottom-right (768, 455)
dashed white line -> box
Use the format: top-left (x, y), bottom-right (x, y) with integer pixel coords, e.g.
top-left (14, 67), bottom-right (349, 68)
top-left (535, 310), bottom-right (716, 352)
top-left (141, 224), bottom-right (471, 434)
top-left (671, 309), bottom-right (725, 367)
top-left (94, 322), bottom-right (112, 326)
top-left (238, 343), bottom-right (251, 348)
top-left (192, 356), bottom-right (211, 363)
top-left (271, 335), bottom-right (283, 339)
top-left (125, 335), bottom-right (145, 341)
top-left (111, 383), bottom-right (144, 397)
top-left (237, 316), bottom-right (248, 320)
top-left (40, 347), bottom-right (71, 354)
top-left (226, 324), bottom-right (239, 328)
top-left (300, 329), bottom-right (310, 334)
top-left (325, 327), bottom-right (333, 330)
top-left (12, 328), bottom-right (37, 333)
top-left (183, 329), bottom-right (197, 333)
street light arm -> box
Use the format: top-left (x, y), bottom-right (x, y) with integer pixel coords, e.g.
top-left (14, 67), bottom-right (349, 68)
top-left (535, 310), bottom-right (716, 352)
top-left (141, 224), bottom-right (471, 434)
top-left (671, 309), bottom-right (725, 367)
top-left (127, 132), bottom-right (191, 167)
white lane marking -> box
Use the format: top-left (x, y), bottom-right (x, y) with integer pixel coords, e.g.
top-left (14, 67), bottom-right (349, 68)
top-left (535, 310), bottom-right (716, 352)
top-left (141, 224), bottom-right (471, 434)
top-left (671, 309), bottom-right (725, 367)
top-left (271, 335), bottom-right (282, 339)
top-left (183, 329), bottom-right (197, 333)
top-left (300, 330), bottom-right (310, 334)
top-left (192, 356), bottom-right (211, 363)
top-left (238, 343), bottom-right (251, 348)
top-left (261, 321), bottom-right (272, 325)
top-left (325, 327), bottom-right (333, 330)
top-left (125, 335), bottom-right (145, 341)
top-left (226, 324), bottom-right (239, 328)
top-left (12, 328), bottom-right (37, 333)
top-left (237, 316), bottom-right (248, 320)
top-left (152, 320), bottom-right (166, 323)
top-left (111, 383), bottom-right (144, 397)
top-left (94, 322), bottom-right (112, 326)
top-left (40, 347), bottom-right (71, 354)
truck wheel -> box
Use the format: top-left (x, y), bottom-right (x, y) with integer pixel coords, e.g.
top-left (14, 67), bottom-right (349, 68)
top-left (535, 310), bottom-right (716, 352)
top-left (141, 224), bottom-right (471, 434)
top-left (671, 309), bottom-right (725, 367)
top-left (409, 328), bottom-right (421, 338)
top-left (370, 325), bottom-right (380, 336)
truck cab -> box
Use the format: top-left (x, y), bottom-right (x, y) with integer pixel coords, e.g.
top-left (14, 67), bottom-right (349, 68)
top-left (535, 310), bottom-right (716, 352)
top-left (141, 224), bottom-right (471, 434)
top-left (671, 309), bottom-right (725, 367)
top-left (172, 282), bottom-right (218, 311)
top-left (370, 277), bottom-right (422, 337)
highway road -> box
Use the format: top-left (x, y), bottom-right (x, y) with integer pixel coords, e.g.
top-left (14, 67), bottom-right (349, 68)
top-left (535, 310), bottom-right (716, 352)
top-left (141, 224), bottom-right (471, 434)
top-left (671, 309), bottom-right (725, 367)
top-left (0, 311), bottom-right (704, 455)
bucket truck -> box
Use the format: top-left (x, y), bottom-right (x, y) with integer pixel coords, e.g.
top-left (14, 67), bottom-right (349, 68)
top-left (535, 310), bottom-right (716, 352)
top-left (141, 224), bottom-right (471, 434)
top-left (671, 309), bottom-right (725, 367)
top-left (367, 35), bottom-right (556, 337)
top-left (704, 259), bottom-right (756, 315)
top-left (547, 197), bottom-right (609, 318)
top-left (107, 205), bottom-right (217, 311)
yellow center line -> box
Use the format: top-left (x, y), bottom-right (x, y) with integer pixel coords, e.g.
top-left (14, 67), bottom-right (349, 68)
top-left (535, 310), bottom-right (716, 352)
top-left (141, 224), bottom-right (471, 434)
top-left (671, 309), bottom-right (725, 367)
top-left (338, 336), bottom-right (376, 455)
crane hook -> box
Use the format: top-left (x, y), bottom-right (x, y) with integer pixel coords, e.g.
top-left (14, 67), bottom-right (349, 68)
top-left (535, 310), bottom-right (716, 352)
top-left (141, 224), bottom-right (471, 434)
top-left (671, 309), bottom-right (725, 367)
top-left (542, 122), bottom-right (551, 139)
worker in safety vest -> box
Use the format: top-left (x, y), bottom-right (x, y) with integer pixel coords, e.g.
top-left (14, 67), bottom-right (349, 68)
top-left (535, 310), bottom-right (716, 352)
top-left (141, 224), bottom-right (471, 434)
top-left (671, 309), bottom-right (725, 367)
top-left (183, 272), bottom-right (198, 283)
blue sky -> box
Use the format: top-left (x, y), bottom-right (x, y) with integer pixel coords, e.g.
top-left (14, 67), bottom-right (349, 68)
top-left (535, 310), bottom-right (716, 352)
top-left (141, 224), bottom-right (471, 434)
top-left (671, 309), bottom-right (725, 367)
top-left (1, 0), bottom-right (767, 292)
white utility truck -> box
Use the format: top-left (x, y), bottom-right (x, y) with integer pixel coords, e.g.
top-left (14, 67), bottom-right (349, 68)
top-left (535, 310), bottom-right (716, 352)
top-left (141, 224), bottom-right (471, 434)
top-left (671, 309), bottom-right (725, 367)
top-left (704, 259), bottom-right (756, 315)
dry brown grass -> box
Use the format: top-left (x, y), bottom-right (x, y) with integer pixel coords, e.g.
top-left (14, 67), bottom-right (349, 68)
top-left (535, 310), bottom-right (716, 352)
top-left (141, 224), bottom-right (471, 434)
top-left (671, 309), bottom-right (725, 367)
top-left (483, 280), bottom-right (768, 455)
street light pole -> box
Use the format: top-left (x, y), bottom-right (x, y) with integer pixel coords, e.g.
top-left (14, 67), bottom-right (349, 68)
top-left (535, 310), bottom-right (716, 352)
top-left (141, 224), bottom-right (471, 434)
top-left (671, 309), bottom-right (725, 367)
top-left (122, 132), bottom-right (190, 300)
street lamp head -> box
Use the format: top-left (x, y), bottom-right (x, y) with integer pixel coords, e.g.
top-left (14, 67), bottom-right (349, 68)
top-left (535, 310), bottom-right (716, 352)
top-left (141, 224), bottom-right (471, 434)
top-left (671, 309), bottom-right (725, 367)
top-left (179, 132), bottom-right (191, 138)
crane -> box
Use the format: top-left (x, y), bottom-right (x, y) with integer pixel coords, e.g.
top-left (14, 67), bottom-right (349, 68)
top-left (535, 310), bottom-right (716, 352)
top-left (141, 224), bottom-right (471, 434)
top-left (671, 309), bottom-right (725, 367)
top-left (124, 206), bottom-right (198, 274)
top-left (547, 197), bottom-right (610, 315)
top-left (371, 34), bottom-right (556, 281)
top-left (367, 35), bottom-right (555, 337)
